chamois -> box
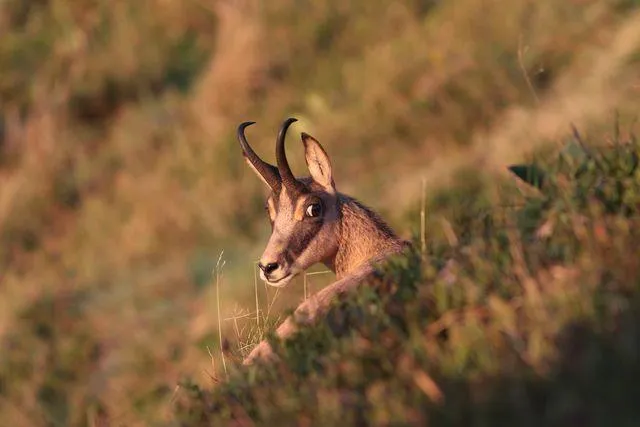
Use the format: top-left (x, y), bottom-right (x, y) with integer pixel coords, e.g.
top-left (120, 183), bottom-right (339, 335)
top-left (238, 118), bottom-right (410, 364)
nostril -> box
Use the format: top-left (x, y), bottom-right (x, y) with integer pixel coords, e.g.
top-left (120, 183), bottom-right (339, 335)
top-left (258, 262), bottom-right (279, 275)
top-left (265, 262), bottom-right (279, 274)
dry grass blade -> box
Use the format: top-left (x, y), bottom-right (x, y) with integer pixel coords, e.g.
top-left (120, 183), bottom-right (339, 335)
top-left (214, 250), bottom-right (228, 377)
top-left (413, 371), bottom-right (444, 404)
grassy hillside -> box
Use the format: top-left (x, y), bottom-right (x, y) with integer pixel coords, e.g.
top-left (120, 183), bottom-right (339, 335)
top-left (1, 0), bottom-right (640, 425)
top-left (176, 130), bottom-right (640, 426)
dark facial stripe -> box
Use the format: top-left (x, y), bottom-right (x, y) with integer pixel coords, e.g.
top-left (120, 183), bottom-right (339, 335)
top-left (286, 218), bottom-right (324, 261)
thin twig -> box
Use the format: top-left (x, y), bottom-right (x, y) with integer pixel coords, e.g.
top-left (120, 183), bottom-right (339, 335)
top-left (420, 176), bottom-right (427, 256)
top-left (303, 270), bottom-right (332, 301)
top-left (304, 272), bottom-right (307, 301)
top-left (517, 35), bottom-right (540, 105)
top-left (214, 251), bottom-right (228, 377)
top-left (253, 260), bottom-right (260, 331)
top-left (570, 123), bottom-right (590, 154)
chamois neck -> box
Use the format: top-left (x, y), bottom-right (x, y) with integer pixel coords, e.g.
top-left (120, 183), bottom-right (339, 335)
top-left (331, 194), bottom-right (406, 279)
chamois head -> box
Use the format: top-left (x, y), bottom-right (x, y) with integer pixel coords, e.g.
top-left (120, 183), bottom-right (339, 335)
top-left (238, 118), bottom-right (340, 287)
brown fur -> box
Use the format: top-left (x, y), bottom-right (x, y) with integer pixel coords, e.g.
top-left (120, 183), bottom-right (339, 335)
top-left (243, 188), bottom-right (410, 365)
top-left (238, 120), bottom-right (410, 365)
top-left (333, 195), bottom-right (408, 278)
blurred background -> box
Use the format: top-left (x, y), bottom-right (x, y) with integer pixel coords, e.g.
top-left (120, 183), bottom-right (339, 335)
top-left (1, 0), bottom-right (639, 425)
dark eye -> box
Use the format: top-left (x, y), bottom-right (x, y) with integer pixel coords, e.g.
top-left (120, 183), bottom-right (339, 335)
top-left (305, 203), bottom-right (322, 218)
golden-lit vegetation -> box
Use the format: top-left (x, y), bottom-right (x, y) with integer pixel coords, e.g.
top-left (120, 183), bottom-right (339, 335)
top-left (178, 132), bottom-right (640, 425)
top-left (1, 0), bottom-right (640, 425)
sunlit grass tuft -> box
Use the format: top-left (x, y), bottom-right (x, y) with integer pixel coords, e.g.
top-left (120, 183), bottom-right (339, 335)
top-left (175, 125), bottom-right (640, 425)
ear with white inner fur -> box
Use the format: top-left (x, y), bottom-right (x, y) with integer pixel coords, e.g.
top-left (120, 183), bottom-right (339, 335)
top-left (301, 132), bottom-right (335, 193)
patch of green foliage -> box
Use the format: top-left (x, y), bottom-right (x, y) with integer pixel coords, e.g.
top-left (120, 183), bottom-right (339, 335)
top-left (174, 130), bottom-right (640, 426)
top-left (0, 291), bottom-right (103, 426)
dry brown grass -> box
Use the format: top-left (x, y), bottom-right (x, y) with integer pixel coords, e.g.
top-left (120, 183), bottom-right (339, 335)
top-left (1, 0), bottom-right (639, 425)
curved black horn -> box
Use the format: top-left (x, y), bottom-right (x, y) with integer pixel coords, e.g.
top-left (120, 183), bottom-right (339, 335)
top-left (276, 118), bottom-right (305, 193)
top-left (237, 121), bottom-right (281, 191)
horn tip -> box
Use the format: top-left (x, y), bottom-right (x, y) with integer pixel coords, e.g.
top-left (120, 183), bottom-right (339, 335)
top-left (239, 121), bottom-right (256, 129)
top-left (237, 121), bottom-right (256, 142)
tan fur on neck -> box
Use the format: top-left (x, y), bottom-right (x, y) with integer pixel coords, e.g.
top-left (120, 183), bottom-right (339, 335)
top-left (333, 195), bottom-right (407, 278)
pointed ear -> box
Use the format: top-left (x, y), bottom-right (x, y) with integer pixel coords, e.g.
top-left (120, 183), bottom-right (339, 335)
top-left (301, 132), bottom-right (335, 193)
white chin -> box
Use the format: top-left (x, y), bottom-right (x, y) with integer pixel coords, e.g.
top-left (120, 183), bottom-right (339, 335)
top-left (262, 273), bottom-right (294, 288)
